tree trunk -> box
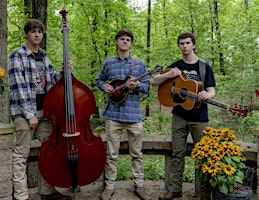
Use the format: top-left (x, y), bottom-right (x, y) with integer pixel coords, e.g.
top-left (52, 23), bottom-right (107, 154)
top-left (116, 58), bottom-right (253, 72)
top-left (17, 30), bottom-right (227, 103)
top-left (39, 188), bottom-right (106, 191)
top-left (214, 0), bottom-right (225, 75)
top-left (146, 0), bottom-right (151, 118)
top-left (32, 0), bottom-right (48, 50)
top-left (0, 0), bottom-right (9, 123)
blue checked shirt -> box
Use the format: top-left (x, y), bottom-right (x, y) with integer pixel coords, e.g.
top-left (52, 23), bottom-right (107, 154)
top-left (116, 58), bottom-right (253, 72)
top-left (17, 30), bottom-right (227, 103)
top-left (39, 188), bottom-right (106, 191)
top-left (8, 45), bottom-right (62, 120)
top-left (96, 55), bottom-right (150, 123)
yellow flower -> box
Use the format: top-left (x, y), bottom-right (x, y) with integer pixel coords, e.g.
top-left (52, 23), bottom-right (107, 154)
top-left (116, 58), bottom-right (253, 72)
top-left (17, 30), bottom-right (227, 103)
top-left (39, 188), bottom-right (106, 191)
top-left (222, 164), bottom-right (235, 175)
top-left (202, 146), bottom-right (212, 157)
top-left (203, 127), bottom-right (213, 134)
top-left (0, 67), bottom-right (5, 78)
top-left (203, 162), bottom-right (220, 176)
top-left (221, 141), bottom-right (234, 149)
top-left (191, 127), bottom-right (246, 194)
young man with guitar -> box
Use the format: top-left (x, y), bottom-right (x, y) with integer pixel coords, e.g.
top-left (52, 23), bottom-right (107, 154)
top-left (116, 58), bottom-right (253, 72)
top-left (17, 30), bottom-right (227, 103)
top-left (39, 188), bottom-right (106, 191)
top-left (152, 32), bottom-right (216, 200)
top-left (96, 28), bottom-right (151, 200)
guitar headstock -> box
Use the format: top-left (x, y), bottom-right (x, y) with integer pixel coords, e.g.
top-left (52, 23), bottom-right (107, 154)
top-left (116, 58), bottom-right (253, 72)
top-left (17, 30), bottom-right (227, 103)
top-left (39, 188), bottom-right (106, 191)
top-left (229, 105), bottom-right (248, 117)
top-left (148, 65), bottom-right (163, 75)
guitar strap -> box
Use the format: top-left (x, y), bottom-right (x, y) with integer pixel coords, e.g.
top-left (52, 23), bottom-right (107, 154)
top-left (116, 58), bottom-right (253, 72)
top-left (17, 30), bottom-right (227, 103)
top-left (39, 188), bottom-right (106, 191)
top-left (199, 59), bottom-right (206, 90)
top-left (129, 58), bottom-right (134, 76)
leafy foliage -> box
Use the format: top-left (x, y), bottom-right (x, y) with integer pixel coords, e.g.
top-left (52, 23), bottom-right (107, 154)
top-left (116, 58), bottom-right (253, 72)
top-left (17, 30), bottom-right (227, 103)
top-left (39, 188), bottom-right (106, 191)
top-left (191, 127), bottom-right (246, 194)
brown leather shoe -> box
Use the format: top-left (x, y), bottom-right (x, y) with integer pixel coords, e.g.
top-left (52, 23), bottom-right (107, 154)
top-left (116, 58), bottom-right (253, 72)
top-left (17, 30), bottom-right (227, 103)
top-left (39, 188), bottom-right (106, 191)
top-left (41, 191), bottom-right (72, 200)
top-left (159, 191), bottom-right (182, 200)
top-left (201, 196), bottom-right (211, 200)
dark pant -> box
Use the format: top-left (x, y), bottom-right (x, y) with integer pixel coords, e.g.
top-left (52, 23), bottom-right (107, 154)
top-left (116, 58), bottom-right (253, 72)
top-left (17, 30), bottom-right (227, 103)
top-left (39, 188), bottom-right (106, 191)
top-left (168, 114), bottom-right (211, 196)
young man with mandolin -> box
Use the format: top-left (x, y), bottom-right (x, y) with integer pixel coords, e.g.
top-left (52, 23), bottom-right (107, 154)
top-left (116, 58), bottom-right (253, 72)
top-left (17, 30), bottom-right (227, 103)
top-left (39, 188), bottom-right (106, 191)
top-left (152, 32), bottom-right (216, 200)
top-left (96, 28), bottom-right (151, 200)
top-left (8, 19), bottom-right (72, 200)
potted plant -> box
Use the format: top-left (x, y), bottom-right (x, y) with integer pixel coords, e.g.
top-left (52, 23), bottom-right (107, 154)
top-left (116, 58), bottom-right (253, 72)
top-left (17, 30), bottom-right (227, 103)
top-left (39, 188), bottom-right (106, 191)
top-left (191, 127), bottom-right (252, 199)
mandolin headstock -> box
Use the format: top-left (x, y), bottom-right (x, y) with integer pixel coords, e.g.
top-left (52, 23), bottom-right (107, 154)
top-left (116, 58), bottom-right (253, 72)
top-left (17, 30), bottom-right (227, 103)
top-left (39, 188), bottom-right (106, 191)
top-left (148, 65), bottom-right (163, 75)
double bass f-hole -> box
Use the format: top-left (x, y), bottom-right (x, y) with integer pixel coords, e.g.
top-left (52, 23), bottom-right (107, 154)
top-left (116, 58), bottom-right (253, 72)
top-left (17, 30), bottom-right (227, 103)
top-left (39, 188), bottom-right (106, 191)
top-left (39, 7), bottom-right (106, 191)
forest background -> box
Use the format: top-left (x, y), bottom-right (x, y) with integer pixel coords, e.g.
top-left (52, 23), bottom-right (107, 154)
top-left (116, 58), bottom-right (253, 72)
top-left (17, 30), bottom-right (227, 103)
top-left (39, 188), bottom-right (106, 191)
top-left (1, 0), bottom-right (259, 182)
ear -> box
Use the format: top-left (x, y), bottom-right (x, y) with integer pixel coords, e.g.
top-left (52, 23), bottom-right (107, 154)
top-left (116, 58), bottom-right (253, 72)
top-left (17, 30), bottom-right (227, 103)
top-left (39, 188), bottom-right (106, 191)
top-left (24, 32), bottom-right (28, 39)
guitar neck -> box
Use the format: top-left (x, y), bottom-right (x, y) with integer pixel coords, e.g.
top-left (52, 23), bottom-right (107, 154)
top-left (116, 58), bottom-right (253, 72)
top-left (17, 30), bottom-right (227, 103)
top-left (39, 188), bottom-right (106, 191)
top-left (181, 89), bottom-right (229, 110)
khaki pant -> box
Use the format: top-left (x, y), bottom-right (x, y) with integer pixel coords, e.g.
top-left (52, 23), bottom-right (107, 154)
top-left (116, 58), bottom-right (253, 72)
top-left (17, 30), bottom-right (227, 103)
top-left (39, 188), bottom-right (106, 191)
top-left (104, 120), bottom-right (144, 189)
top-left (13, 111), bottom-right (56, 200)
top-left (168, 114), bottom-right (211, 196)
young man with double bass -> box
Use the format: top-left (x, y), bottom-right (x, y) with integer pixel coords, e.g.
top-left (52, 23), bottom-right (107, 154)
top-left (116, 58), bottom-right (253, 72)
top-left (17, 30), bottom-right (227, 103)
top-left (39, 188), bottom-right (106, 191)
top-left (152, 32), bottom-right (216, 200)
top-left (8, 19), bottom-right (72, 200)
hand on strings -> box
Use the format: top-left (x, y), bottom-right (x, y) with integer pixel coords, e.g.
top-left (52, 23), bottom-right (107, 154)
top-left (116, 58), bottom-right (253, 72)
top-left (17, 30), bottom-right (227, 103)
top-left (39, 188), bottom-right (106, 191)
top-left (104, 83), bottom-right (114, 93)
top-left (197, 90), bottom-right (210, 101)
top-left (28, 116), bottom-right (39, 129)
top-left (68, 60), bottom-right (73, 69)
top-left (62, 60), bottom-right (73, 71)
top-left (126, 76), bottom-right (139, 90)
top-left (165, 67), bottom-right (181, 79)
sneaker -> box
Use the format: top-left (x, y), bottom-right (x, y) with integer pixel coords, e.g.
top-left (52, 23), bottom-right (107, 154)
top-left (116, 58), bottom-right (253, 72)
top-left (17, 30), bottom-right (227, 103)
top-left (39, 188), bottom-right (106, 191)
top-left (159, 191), bottom-right (182, 200)
top-left (41, 191), bottom-right (72, 200)
top-left (134, 187), bottom-right (151, 200)
top-left (101, 189), bottom-right (114, 200)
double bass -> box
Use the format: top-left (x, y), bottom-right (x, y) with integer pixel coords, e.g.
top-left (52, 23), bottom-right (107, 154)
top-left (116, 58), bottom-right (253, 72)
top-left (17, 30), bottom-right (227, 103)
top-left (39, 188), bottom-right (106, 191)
top-left (39, 8), bottom-right (106, 189)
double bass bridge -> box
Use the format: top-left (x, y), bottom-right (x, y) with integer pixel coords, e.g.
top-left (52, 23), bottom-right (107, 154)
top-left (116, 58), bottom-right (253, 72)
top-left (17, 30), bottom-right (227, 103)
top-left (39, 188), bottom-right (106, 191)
top-left (62, 132), bottom-right (80, 137)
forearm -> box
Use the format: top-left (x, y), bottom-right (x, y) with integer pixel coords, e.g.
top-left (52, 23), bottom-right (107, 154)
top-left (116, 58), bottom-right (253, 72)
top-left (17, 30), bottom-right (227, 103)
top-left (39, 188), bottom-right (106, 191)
top-left (206, 87), bottom-right (216, 99)
top-left (151, 73), bottom-right (168, 86)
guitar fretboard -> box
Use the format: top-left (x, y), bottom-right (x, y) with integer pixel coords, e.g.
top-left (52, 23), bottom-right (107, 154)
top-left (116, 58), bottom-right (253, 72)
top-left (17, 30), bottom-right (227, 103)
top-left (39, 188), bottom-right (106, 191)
top-left (179, 89), bottom-right (229, 110)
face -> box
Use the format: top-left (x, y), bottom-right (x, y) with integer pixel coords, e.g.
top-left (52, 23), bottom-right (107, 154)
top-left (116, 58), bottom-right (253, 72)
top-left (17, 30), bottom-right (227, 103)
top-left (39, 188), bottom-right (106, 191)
top-left (178, 37), bottom-right (195, 55)
top-left (115, 35), bottom-right (132, 52)
top-left (25, 28), bottom-right (43, 46)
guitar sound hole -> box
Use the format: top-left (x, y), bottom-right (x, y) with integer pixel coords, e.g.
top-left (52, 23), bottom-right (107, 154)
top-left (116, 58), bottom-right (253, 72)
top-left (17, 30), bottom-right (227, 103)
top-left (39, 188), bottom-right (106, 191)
top-left (172, 88), bottom-right (187, 103)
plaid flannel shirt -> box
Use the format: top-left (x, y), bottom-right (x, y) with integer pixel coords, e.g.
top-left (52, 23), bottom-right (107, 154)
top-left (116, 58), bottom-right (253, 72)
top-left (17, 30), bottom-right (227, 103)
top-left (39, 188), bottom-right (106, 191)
top-left (8, 45), bottom-right (62, 120)
top-left (96, 55), bottom-right (150, 123)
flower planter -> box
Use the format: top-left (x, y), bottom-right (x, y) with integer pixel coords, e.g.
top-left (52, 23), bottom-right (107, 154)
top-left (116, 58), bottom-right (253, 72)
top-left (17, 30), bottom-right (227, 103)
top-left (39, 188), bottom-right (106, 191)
top-left (212, 190), bottom-right (251, 200)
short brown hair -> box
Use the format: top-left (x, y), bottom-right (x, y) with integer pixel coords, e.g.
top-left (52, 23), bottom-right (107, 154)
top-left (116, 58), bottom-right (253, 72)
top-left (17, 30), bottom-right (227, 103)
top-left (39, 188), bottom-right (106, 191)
top-left (24, 19), bottom-right (45, 34)
top-left (115, 28), bottom-right (134, 42)
top-left (177, 32), bottom-right (196, 46)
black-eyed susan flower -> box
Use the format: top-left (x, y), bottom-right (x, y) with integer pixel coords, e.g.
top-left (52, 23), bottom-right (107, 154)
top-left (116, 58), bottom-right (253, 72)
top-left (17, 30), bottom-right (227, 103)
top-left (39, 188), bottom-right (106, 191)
top-left (191, 127), bottom-right (246, 194)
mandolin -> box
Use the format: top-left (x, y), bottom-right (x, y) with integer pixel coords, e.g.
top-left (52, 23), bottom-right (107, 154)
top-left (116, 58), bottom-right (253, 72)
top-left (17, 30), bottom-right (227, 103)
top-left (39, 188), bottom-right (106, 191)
top-left (158, 71), bottom-right (248, 117)
top-left (108, 64), bottom-right (163, 106)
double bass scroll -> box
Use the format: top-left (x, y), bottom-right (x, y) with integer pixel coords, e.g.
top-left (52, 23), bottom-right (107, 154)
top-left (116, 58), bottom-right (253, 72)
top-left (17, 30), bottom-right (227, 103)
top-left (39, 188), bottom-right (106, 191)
top-left (39, 7), bottom-right (106, 189)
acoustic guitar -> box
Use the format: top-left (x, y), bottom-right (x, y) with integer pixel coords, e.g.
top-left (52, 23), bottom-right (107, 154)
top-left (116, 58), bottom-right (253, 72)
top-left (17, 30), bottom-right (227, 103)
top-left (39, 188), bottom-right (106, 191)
top-left (108, 65), bottom-right (163, 106)
top-left (158, 71), bottom-right (248, 117)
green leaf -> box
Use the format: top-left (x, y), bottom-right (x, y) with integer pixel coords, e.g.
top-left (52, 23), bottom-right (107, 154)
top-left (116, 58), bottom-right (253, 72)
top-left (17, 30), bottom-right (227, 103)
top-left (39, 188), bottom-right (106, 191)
top-left (219, 183), bottom-right (228, 194)
top-left (224, 155), bottom-right (232, 164)
top-left (210, 180), bottom-right (217, 188)
top-left (236, 175), bottom-right (244, 184)
top-left (235, 171), bottom-right (244, 183)
top-left (231, 156), bottom-right (240, 162)
top-left (227, 175), bottom-right (235, 184)
top-left (229, 184), bottom-right (234, 193)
